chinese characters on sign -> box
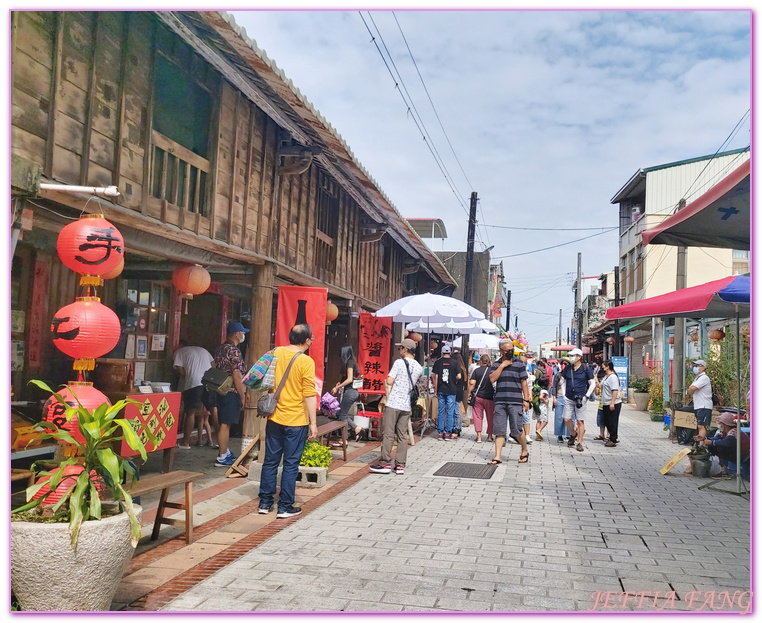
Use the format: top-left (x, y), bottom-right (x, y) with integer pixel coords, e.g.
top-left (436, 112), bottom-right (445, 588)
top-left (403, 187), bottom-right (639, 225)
top-left (358, 313), bottom-right (392, 395)
top-left (119, 392), bottom-right (180, 456)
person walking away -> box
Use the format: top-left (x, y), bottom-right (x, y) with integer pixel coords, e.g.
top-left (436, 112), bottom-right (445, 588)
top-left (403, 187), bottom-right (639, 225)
top-left (560, 348), bottom-right (595, 452)
top-left (600, 360), bottom-right (622, 447)
top-left (686, 359), bottom-right (712, 439)
top-left (468, 353), bottom-right (479, 378)
top-left (212, 321), bottom-right (249, 466)
top-left (468, 354), bottom-right (495, 443)
top-left (519, 352), bottom-right (534, 445)
top-left (534, 389), bottom-right (549, 440)
top-left (258, 324), bottom-right (318, 517)
top-left (432, 344), bottom-right (462, 440)
top-left (331, 345), bottom-right (364, 441)
top-left (452, 350), bottom-right (469, 438)
top-left (593, 368), bottom-right (607, 441)
top-left (551, 363), bottom-right (569, 442)
top-left (488, 339), bottom-right (531, 464)
top-left (174, 341), bottom-right (214, 449)
top-left (369, 338), bottom-right (422, 475)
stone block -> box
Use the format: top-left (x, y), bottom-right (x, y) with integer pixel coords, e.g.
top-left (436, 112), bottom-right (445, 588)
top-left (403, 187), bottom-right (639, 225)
top-left (296, 466), bottom-right (327, 488)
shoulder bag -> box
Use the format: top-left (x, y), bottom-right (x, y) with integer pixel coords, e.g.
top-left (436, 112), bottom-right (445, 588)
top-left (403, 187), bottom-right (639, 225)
top-left (468, 367), bottom-right (488, 407)
top-left (202, 367), bottom-right (234, 396)
top-left (403, 359), bottom-right (419, 410)
top-left (256, 352), bottom-right (302, 418)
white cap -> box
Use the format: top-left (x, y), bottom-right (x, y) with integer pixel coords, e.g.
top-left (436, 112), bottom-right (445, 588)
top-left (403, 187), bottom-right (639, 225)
top-left (569, 348), bottom-right (583, 356)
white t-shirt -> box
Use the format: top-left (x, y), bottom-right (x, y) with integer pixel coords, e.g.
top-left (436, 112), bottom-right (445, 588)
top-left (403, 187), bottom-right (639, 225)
top-left (468, 362), bottom-right (479, 377)
top-left (600, 374), bottom-right (622, 405)
top-left (386, 357), bottom-right (423, 412)
top-left (691, 372), bottom-right (713, 410)
top-left (173, 346), bottom-right (214, 391)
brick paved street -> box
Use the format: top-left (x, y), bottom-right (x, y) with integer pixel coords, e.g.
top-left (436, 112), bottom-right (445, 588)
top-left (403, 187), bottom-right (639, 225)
top-left (159, 403), bottom-right (751, 613)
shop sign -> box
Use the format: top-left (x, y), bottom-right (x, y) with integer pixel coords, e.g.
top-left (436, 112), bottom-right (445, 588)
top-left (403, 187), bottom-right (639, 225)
top-left (120, 392), bottom-right (180, 456)
top-left (358, 313), bottom-right (392, 394)
top-left (611, 356), bottom-right (629, 399)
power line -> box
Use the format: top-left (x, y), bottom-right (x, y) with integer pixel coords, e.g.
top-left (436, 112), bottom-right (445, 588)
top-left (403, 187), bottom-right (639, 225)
top-left (483, 224), bottom-right (617, 231)
top-left (492, 228), bottom-right (618, 259)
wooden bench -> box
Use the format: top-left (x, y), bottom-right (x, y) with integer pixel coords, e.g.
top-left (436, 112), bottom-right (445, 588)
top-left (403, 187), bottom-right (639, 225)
top-left (11, 468), bottom-right (35, 487)
top-left (128, 470), bottom-right (203, 544)
top-left (315, 420), bottom-right (348, 461)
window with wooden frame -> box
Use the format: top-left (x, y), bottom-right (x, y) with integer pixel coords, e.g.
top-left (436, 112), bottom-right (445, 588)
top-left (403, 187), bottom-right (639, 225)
top-left (149, 25), bottom-right (218, 216)
top-left (125, 279), bottom-right (171, 362)
top-left (315, 170), bottom-right (339, 274)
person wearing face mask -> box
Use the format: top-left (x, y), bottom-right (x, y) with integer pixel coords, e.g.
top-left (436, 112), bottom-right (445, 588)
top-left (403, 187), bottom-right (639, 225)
top-left (686, 359), bottom-right (712, 439)
top-left (211, 320), bottom-right (249, 467)
top-left (559, 348), bottom-right (595, 451)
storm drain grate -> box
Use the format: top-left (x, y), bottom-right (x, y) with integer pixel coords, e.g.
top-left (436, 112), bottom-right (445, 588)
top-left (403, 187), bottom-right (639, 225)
top-left (433, 462), bottom-right (498, 479)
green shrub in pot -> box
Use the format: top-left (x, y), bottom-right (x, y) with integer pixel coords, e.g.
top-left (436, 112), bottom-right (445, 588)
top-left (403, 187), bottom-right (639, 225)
top-left (299, 440), bottom-right (333, 469)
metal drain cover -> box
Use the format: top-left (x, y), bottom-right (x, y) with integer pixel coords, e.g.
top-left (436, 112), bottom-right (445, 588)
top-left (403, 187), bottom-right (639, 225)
top-left (433, 462), bottom-right (498, 479)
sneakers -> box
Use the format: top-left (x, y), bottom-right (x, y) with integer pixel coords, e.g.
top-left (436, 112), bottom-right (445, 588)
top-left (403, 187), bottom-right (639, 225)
top-left (394, 464), bottom-right (405, 475)
top-left (214, 449), bottom-right (235, 467)
top-left (439, 433), bottom-right (450, 441)
top-left (576, 443), bottom-right (584, 452)
top-left (276, 506), bottom-right (302, 518)
top-left (557, 436), bottom-right (564, 443)
top-left (567, 436), bottom-right (577, 447)
top-left (369, 461), bottom-right (392, 474)
top-left (257, 504), bottom-right (273, 514)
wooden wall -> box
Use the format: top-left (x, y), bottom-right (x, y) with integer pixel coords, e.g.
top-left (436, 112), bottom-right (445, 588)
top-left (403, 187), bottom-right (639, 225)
top-left (12, 10), bottom-right (413, 309)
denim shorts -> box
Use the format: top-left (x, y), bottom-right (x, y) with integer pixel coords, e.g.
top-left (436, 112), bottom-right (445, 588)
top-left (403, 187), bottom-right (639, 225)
top-left (596, 408), bottom-right (604, 428)
top-left (494, 402), bottom-right (524, 439)
top-left (521, 410), bottom-right (531, 425)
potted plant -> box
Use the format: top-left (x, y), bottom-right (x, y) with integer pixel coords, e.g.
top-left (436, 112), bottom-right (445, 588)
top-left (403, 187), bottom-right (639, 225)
top-left (297, 440), bottom-right (333, 489)
top-left (648, 369), bottom-right (665, 421)
top-left (687, 443), bottom-right (712, 478)
top-left (629, 375), bottom-right (651, 411)
top-left (11, 381), bottom-right (156, 611)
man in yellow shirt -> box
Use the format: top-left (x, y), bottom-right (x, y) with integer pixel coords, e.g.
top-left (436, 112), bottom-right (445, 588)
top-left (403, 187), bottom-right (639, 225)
top-left (257, 324), bottom-right (318, 518)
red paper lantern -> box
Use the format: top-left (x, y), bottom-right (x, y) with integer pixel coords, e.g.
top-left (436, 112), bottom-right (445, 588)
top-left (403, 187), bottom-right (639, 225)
top-left (42, 382), bottom-right (111, 445)
top-left (57, 214), bottom-right (125, 286)
top-left (606, 337), bottom-right (615, 345)
top-left (32, 465), bottom-right (105, 506)
top-left (708, 329), bottom-right (725, 341)
top-left (326, 301), bottom-right (339, 323)
top-left (101, 256), bottom-right (124, 280)
top-left (51, 297), bottom-right (120, 371)
top-left (690, 333), bottom-right (699, 342)
top-left (172, 264), bottom-right (211, 298)
top-left (624, 336), bottom-right (635, 343)
top-left (408, 332), bottom-right (423, 343)
top-left (667, 336), bottom-right (675, 345)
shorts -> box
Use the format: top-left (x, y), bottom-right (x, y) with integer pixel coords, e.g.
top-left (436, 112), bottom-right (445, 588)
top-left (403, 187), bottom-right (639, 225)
top-left (494, 402), bottom-right (524, 439)
top-left (521, 410), bottom-right (531, 425)
top-left (534, 406), bottom-right (548, 423)
top-left (596, 408), bottom-right (604, 428)
top-left (695, 408), bottom-right (712, 427)
top-left (563, 396), bottom-right (590, 423)
top-left (202, 388), bottom-right (217, 411)
top-left (217, 391), bottom-right (242, 426)
top-left (182, 385), bottom-right (204, 411)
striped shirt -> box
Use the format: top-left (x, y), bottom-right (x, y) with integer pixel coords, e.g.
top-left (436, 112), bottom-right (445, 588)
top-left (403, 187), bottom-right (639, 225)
top-left (489, 360), bottom-right (528, 405)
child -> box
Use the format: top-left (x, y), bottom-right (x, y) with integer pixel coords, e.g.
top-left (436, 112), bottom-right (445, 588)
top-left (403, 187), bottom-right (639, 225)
top-left (534, 389), bottom-right (549, 441)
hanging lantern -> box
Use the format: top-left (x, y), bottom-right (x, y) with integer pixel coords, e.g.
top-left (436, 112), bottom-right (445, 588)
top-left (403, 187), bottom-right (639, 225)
top-left (101, 256), bottom-right (124, 280)
top-left (741, 324), bottom-right (750, 337)
top-left (325, 301), bottom-right (339, 324)
top-left (32, 465), bottom-right (105, 506)
top-left (708, 329), bottom-right (726, 341)
top-left (408, 332), bottom-right (423, 343)
top-left (172, 264), bottom-right (211, 313)
top-left (624, 336), bottom-right (635, 344)
top-left (56, 214), bottom-right (125, 287)
top-left (51, 297), bottom-right (121, 371)
top-left (690, 332), bottom-right (699, 342)
top-left (606, 337), bottom-right (615, 345)
top-left (667, 336), bottom-right (675, 345)
top-left (42, 382), bottom-right (111, 445)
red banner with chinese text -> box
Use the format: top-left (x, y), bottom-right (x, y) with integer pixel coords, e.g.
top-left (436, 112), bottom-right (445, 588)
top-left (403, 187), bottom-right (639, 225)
top-left (27, 259), bottom-right (50, 368)
top-left (358, 313), bottom-right (392, 394)
top-left (275, 286), bottom-right (327, 394)
top-left (120, 392), bottom-right (180, 456)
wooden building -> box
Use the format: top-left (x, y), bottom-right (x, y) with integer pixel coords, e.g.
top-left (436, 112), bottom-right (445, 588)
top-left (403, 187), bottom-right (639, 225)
top-left (10, 10), bottom-right (457, 407)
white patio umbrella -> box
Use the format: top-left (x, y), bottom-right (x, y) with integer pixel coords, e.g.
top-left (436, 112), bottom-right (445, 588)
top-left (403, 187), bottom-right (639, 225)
top-left (374, 293), bottom-right (485, 323)
top-left (453, 334), bottom-right (501, 350)
top-left (405, 318), bottom-right (499, 334)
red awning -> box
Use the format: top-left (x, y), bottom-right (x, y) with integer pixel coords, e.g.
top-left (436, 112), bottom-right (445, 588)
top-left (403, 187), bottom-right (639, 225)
top-left (550, 344), bottom-right (575, 351)
top-left (641, 158), bottom-right (750, 250)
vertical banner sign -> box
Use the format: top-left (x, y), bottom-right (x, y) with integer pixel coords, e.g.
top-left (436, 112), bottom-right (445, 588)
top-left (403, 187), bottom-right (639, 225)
top-left (358, 313), bottom-right (392, 394)
top-left (275, 286), bottom-right (327, 394)
top-left (611, 356), bottom-right (629, 400)
top-left (28, 259), bottom-right (50, 368)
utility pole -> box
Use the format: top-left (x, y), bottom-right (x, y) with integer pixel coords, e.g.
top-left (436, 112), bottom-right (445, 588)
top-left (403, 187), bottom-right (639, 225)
top-left (558, 309), bottom-right (562, 346)
top-left (505, 290), bottom-right (511, 331)
top-left (614, 265), bottom-right (621, 357)
top-left (576, 252), bottom-right (583, 349)
top-left (463, 191), bottom-right (478, 356)
top-left (673, 246), bottom-right (687, 405)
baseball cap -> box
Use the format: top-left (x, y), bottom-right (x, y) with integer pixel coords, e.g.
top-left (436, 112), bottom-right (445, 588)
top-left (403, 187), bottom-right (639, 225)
top-left (569, 348), bottom-right (583, 356)
top-left (441, 344), bottom-right (452, 353)
top-left (226, 320), bottom-right (250, 335)
top-left (694, 359), bottom-right (707, 367)
top-left (396, 338), bottom-right (417, 351)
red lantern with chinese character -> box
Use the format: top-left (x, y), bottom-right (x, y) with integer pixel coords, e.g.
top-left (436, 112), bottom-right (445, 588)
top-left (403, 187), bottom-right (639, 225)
top-left (708, 329), bottom-right (725, 341)
top-left (172, 264), bottom-right (211, 313)
top-left (624, 336), bottom-right (635, 343)
top-left (42, 382), bottom-right (110, 445)
top-left (56, 214), bottom-right (125, 287)
top-left (51, 297), bottom-right (121, 371)
top-left (101, 256), bottom-right (124, 280)
top-left (32, 464), bottom-right (106, 505)
top-left (326, 301), bottom-right (339, 324)
top-left (667, 336), bottom-right (675, 345)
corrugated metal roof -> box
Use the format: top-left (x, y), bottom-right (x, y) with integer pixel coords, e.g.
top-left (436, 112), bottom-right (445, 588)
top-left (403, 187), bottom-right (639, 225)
top-left (172, 10), bottom-right (456, 287)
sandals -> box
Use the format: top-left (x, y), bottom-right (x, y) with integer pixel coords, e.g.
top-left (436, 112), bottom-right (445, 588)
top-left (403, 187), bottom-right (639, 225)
top-left (487, 459), bottom-right (502, 465)
top-left (518, 453), bottom-right (529, 464)
top-left (594, 436), bottom-right (606, 441)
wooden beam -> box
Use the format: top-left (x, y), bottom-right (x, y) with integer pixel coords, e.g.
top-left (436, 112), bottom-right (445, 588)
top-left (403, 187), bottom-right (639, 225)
top-left (206, 76), bottom-right (223, 238)
top-left (140, 17), bottom-right (157, 214)
top-left (254, 112), bottom-right (268, 252)
top-left (227, 90), bottom-right (241, 244)
top-left (113, 12), bottom-right (130, 189)
top-left (44, 12), bottom-right (64, 179)
top-left (79, 12), bottom-right (100, 186)
top-left (240, 101), bottom-right (255, 249)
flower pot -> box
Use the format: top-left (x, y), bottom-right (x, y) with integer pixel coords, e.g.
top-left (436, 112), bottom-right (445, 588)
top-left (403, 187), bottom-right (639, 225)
top-left (632, 392), bottom-right (650, 411)
top-left (649, 412), bottom-right (665, 422)
top-left (11, 505), bottom-right (141, 611)
top-left (689, 454), bottom-right (711, 478)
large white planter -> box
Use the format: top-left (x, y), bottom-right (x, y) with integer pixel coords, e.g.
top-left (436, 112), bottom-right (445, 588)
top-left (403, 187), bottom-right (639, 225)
top-left (632, 392), bottom-right (650, 411)
top-left (11, 505), bottom-right (141, 611)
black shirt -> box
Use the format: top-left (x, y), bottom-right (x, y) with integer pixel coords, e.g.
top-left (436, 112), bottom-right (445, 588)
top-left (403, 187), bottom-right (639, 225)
top-left (470, 365), bottom-right (495, 401)
top-left (432, 357), bottom-right (462, 395)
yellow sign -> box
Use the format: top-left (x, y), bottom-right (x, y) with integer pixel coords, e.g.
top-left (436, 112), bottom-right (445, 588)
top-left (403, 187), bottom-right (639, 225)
top-left (660, 448), bottom-right (691, 474)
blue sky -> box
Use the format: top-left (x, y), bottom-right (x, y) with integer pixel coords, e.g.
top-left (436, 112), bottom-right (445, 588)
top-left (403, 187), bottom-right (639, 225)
top-left (228, 8), bottom-right (750, 347)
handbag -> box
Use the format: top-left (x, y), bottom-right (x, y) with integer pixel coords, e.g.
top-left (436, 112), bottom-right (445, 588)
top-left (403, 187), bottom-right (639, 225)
top-left (256, 352), bottom-right (301, 418)
top-left (202, 367), bottom-right (234, 396)
top-left (403, 359), bottom-right (419, 410)
top-left (352, 375), bottom-right (364, 390)
top-left (242, 350), bottom-right (277, 390)
top-left (468, 367), bottom-right (488, 407)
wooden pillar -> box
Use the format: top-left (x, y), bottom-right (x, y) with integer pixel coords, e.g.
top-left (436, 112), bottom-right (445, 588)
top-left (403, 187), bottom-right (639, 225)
top-left (242, 263), bottom-right (274, 464)
top-left (347, 299), bottom-right (360, 353)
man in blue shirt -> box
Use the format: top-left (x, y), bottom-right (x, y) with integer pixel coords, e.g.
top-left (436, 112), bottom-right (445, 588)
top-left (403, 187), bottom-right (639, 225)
top-left (559, 348), bottom-right (595, 452)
